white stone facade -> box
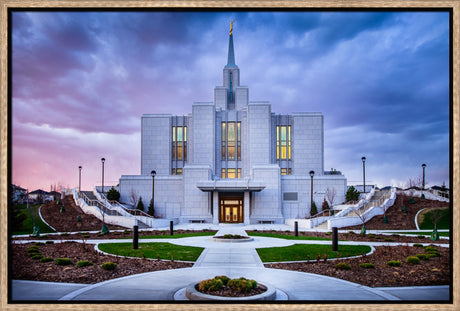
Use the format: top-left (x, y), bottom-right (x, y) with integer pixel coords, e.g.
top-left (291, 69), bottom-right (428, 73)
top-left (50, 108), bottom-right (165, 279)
top-left (119, 30), bottom-right (347, 224)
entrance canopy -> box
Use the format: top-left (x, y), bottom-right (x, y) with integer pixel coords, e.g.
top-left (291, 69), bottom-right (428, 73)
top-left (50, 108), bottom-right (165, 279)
top-left (196, 180), bottom-right (265, 192)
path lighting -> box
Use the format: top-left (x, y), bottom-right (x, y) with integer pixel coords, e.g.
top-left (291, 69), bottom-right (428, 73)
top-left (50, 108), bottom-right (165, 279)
top-left (150, 170), bottom-right (156, 216)
top-left (422, 164), bottom-right (426, 190)
top-left (422, 164), bottom-right (427, 199)
top-left (309, 170), bottom-right (315, 216)
top-left (101, 158), bottom-right (105, 195)
top-left (361, 156), bottom-right (366, 193)
top-left (78, 166), bottom-right (82, 193)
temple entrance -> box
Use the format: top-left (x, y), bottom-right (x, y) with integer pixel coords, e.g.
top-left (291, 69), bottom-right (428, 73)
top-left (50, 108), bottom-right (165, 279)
top-left (219, 193), bottom-right (243, 223)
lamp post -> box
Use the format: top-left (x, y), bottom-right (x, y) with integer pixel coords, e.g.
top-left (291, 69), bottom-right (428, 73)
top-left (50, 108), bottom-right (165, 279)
top-left (101, 158), bottom-right (105, 195)
top-left (78, 166), bottom-right (82, 193)
top-left (150, 170), bottom-right (156, 216)
top-left (309, 170), bottom-right (315, 216)
top-left (361, 156), bottom-right (366, 193)
top-left (422, 164), bottom-right (426, 198)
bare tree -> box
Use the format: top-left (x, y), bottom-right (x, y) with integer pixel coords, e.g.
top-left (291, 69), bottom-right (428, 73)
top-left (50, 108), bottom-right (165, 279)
top-left (351, 203), bottom-right (370, 236)
top-left (129, 188), bottom-right (139, 209)
top-left (325, 188), bottom-right (336, 215)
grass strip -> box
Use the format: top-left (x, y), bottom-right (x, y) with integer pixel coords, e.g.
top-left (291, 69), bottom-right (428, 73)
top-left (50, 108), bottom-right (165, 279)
top-left (12, 204), bottom-right (55, 235)
top-left (121, 231), bottom-right (217, 239)
top-left (419, 208), bottom-right (450, 230)
top-left (248, 232), bottom-right (332, 241)
top-left (98, 242), bottom-right (204, 261)
top-left (256, 244), bottom-right (371, 263)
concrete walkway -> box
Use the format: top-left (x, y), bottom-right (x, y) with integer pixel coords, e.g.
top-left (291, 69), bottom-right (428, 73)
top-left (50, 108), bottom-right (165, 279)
top-left (11, 225), bottom-right (450, 302)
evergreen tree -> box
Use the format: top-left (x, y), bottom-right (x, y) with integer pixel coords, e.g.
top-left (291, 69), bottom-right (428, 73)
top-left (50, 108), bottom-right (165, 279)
top-left (310, 201), bottom-right (318, 217)
top-left (136, 196), bottom-right (144, 212)
top-left (346, 186), bottom-right (360, 202)
top-left (106, 187), bottom-right (120, 202)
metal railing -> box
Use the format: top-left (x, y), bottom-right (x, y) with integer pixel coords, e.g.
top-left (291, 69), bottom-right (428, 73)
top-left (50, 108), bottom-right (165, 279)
top-left (346, 189), bottom-right (392, 217)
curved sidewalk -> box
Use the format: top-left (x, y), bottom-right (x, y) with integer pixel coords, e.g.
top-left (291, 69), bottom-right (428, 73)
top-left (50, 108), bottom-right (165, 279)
top-left (12, 227), bottom-right (450, 302)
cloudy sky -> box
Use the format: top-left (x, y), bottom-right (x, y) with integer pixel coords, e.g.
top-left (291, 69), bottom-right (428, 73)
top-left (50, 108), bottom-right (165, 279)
top-left (11, 10), bottom-right (450, 192)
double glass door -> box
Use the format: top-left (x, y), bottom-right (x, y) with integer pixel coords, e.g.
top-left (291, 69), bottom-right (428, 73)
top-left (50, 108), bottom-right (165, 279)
top-left (219, 195), bottom-right (243, 223)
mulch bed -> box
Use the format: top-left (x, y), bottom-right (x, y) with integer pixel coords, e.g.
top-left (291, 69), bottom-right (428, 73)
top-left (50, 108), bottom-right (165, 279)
top-left (343, 195), bottom-right (449, 231)
top-left (40, 196), bottom-right (125, 232)
top-left (197, 284), bottom-right (267, 297)
top-left (11, 242), bottom-right (192, 284)
top-left (266, 244), bottom-right (450, 287)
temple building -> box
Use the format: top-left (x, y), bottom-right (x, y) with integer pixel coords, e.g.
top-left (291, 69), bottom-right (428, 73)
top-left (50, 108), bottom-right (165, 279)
top-left (118, 24), bottom-right (347, 224)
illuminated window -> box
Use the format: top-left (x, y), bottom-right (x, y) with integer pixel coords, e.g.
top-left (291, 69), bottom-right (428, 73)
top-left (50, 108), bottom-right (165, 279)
top-left (172, 126), bottom-right (187, 161)
top-left (222, 122), bottom-right (241, 160)
top-left (171, 168), bottom-right (183, 175)
top-left (221, 168), bottom-right (241, 179)
top-left (276, 125), bottom-right (291, 160)
top-left (280, 168), bottom-right (292, 176)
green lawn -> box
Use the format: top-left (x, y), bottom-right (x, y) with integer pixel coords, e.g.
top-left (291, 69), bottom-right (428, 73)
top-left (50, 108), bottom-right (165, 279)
top-left (122, 231), bottom-right (217, 239)
top-left (98, 242), bottom-right (204, 261)
top-left (419, 208), bottom-right (450, 230)
top-left (11, 204), bottom-right (55, 235)
top-left (256, 244), bottom-right (371, 263)
top-left (248, 232), bottom-right (332, 241)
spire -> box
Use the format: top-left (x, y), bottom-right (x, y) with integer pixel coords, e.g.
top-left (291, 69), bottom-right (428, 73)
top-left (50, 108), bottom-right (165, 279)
top-left (226, 19), bottom-right (237, 67)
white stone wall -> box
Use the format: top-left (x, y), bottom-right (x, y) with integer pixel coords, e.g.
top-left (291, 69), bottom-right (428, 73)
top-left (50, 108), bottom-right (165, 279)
top-left (248, 102), bottom-right (271, 166)
top-left (292, 113), bottom-right (324, 176)
top-left (118, 175), bottom-right (183, 219)
top-left (181, 165), bottom-right (213, 222)
top-left (141, 114), bottom-right (171, 175)
top-left (235, 86), bottom-right (248, 110)
top-left (250, 165), bottom-right (284, 223)
top-left (214, 87), bottom-right (227, 111)
top-left (192, 103), bottom-right (215, 169)
top-left (281, 174), bottom-right (347, 218)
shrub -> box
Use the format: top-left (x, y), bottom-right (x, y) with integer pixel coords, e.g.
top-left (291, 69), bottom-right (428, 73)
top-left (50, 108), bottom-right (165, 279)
top-left (325, 232), bottom-right (332, 236)
top-left (387, 260), bottom-right (401, 267)
top-left (27, 246), bottom-right (39, 252)
top-left (60, 233), bottom-right (69, 236)
top-left (360, 263), bottom-right (375, 269)
top-left (424, 246), bottom-right (438, 252)
top-left (416, 254), bottom-right (429, 260)
top-left (215, 275), bottom-right (230, 286)
top-left (106, 187), bottom-right (121, 202)
top-left (392, 234), bottom-right (400, 237)
top-left (55, 258), bottom-right (72, 265)
top-left (228, 277), bottom-right (257, 294)
top-left (77, 260), bottom-right (94, 267)
top-left (335, 263), bottom-right (351, 270)
top-left (426, 251), bottom-right (440, 258)
top-left (45, 241), bottom-right (54, 244)
top-left (198, 278), bottom-right (223, 292)
top-left (101, 262), bottom-right (116, 270)
top-left (406, 256), bottom-right (421, 264)
top-left (367, 234), bottom-right (376, 239)
top-left (82, 234), bottom-right (90, 238)
top-left (31, 254), bottom-right (43, 260)
top-left (35, 242), bottom-right (45, 246)
top-left (40, 257), bottom-right (53, 263)
top-left (413, 243), bottom-right (423, 247)
top-left (384, 238), bottom-right (393, 242)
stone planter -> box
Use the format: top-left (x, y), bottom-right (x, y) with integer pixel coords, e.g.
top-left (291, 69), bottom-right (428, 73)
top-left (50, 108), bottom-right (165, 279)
top-left (185, 282), bottom-right (276, 301)
top-left (212, 235), bottom-right (254, 243)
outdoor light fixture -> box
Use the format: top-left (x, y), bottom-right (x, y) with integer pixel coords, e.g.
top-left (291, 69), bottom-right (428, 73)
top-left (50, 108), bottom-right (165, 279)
top-left (309, 170), bottom-right (315, 217)
top-left (78, 166), bottom-right (82, 193)
top-left (101, 158), bottom-right (105, 195)
top-left (150, 170), bottom-right (156, 216)
top-left (362, 156), bottom-right (366, 193)
top-left (422, 163), bottom-right (427, 191)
